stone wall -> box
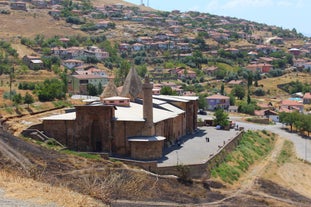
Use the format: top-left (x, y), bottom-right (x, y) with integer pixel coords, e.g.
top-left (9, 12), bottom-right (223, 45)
top-left (155, 131), bottom-right (244, 178)
top-left (130, 140), bottom-right (165, 160)
top-left (113, 121), bottom-right (145, 155)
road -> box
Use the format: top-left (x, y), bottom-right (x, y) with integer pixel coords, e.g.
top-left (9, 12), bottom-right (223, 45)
top-left (232, 118), bottom-right (311, 163)
top-left (198, 113), bottom-right (311, 163)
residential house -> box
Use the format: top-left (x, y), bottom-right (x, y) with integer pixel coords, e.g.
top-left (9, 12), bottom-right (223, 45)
top-left (206, 94), bottom-right (230, 111)
top-left (63, 59), bottom-right (84, 69)
top-left (32, 0), bottom-right (48, 9)
top-left (84, 46), bottom-right (109, 60)
top-left (96, 20), bottom-right (111, 29)
top-left (67, 71), bottom-right (109, 95)
top-left (259, 57), bottom-right (274, 64)
top-left (177, 69), bottom-right (196, 79)
top-left (269, 37), bottom-right (284, 45)
top-left (254, 109), bottom-right (279, 122)
top-left (169, 25), bottom-right (182, 34)
top-left (203, 66), bottom-right (219, 76)
top-left (132, 43), bottom-right (144, 51)
top-left (279, 99), bottom-right (304, 113)
top-left (303, 92), bottom-right (311, 104)
top-left (246, 63), bottom-right (273, 73)
top-left (22, 55), bottom-right (44, 70)
top-left (137, 36), bottom-right (152, 44)
top-left (48, 9), bottom-right (61, 17)
top-left (289, 48), bottom-right (301, 56)
top-left (302, 62), bottom-right (311, 70)
top-left (227, 80), bottom-right (245, 86)
top-left (65, 47), bottom-right (84, 59)
top-left (10, 1), bottom-right (27, 10)
top-left (51, 46), bottom-right (66, 57)
top-left (154, 33), bottom-right (168, 41)
top-left (176, 43), bottom-right (191, 52)
top-left (119, 43), bottom-right (131, 51)
top-left (224, 48), bottom-right (239, 54)
top-left (293, 58), bottom-right (307, 68)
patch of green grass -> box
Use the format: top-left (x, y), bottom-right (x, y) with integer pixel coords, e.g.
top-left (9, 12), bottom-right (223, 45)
top-left (277, 140), bottom-right (293, 165)
top-left (62, 150), bottom-right (101, 160)
top-left (211, 131), bottom-right (275, 183)
top-left (52, 100), bottom-right (73, 108)
top-left (4, 106), bottom-right (14, 114)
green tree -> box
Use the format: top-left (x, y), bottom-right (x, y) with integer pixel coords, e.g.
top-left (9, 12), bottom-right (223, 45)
top-left (279, 112), bottom-right (299, 132)
top-left (24, 92), bottom-right (34, 108)
top-left (136, 64), bottom-right (147, 78)
top-left (160, 86), bottom-right (174, 95)
top-left (220, 83), bottom-right (225, 95)
top-left (35, 78), bottom-right (66, 102)
top-left (231, 85), bottom-right (245, 100)
top-left (214, 108), bottom-right (229, 128)
top-left (115, 60), bottom-right (130, 86)
top-left (87, 84), bottom-right (97, 96)
top-left (198, 94), bottom-right (207, 110)
top-left (12, 93), bottom-right (23, 107)
top-left (97, 82), bottom-right (103, 95)
top-left (229, 94), bottom-right (235, 106)
top-left (247, 93), bottom-right (251, 104)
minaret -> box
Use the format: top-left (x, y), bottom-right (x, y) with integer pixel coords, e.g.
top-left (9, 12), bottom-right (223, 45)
top-left (142, 75), bottom-right (154, 136)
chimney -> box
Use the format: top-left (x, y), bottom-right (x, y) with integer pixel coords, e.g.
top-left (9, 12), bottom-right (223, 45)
top-left (142, 75), bottom-right (154, 136)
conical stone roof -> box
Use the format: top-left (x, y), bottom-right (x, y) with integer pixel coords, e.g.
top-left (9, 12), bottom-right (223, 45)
top-left (120, 67), bottom-right (142, 100)
top-left (100, 79), bottom-right (119, 99)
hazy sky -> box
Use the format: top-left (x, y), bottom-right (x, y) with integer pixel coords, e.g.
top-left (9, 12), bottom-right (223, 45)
top-left (125, 0), bottom-right (311, 36)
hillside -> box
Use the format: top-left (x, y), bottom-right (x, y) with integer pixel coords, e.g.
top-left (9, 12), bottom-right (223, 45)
top-left (1, 121), bottom-right (311, 206)
top-left (1, 0), bottom-right (311, 206)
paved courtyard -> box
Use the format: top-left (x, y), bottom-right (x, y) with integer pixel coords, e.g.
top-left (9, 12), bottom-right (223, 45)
top-left (157, 126), bottom-right (241, 167)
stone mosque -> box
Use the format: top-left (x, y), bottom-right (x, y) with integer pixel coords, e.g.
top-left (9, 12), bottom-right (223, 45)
top-left (41, 68), bottom-right (198, 160)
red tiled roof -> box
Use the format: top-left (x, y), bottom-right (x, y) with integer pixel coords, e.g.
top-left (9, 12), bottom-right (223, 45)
top-left (303, 92), bottom-right (311, 99)
top-left (281, 99), bottom-right (303, 106)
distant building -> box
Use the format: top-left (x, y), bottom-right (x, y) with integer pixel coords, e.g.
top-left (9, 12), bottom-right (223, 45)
top-left (303, 92), bottom-right (311, 104)
top-left (10, 2), bottom-right (27, 11)
top-left (22, 55), bottom-right (44, 70)
top-left (206, 94), bottom-right (230, 111)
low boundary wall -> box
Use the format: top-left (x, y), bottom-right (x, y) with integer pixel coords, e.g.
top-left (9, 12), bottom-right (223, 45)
top-left (110, 130), bottom-right (244, 179)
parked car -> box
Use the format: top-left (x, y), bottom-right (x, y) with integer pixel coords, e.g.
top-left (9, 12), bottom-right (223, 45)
top-left (198, 109), bottom-right (207, 115)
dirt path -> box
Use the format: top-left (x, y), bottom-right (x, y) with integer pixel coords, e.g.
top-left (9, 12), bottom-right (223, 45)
top-left (112, 137), bottom-right (288, 206)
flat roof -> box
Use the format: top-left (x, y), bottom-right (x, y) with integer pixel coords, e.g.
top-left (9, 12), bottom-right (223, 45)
top-left (103, 96), bottom-right (129, 101)
top-left (159, 103), bottom-right (184, 115)
top-left (115, 102), bottom-right (178, 123)
top-left (41, 101), bottom-right (183, 123)
top-left (153, 95), bottom-right (189, 103)
top-left (128, 136), bottom-right (166, 142)
top-left (41, 112), bottom-right (76, 121)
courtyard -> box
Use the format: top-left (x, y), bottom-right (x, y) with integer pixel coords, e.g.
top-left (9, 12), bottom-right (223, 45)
top-left (158, 126), bottom-right (241, 167)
